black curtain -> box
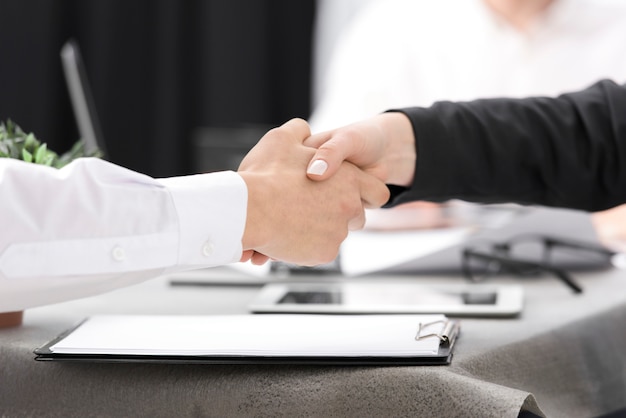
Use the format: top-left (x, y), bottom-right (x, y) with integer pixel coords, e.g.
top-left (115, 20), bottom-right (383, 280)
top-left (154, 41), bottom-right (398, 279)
top-left (0, 0), bottom-right (315, 177)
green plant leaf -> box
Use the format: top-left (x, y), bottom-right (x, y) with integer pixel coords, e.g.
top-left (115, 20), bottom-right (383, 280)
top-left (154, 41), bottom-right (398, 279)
top-left (22, 148), bottom-right (33, 163)
top-left (43, 154), bottom-right (55, 166)
top-left (34, 143), bottom-right (47, 163)
top-left (25, 133), bottom-right (37, 151)
top-left (0, 119), bottom-right (101, 168)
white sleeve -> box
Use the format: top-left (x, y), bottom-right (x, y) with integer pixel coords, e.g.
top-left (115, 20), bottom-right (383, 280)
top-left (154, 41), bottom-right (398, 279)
top-left (0, 158), bottom-right (247, 312)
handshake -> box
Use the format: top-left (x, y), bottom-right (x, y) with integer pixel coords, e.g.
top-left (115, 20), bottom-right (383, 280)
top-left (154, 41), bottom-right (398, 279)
top-left (236, 80), bottom-right (626, 268)
top-left (237, 113), bottom-right (415, 267)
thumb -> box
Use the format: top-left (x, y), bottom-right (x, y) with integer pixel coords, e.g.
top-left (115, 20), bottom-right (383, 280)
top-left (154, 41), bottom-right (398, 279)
top-left (306, 133), bottom-right (354, 181)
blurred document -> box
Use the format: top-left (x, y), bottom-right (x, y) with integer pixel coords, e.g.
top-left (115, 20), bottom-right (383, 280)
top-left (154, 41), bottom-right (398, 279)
top-left (340, 227), bottom-right (472, 276)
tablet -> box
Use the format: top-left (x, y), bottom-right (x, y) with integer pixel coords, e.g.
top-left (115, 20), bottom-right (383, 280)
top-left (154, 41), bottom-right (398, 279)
top-left (249, 282), bottom-right (523, 317)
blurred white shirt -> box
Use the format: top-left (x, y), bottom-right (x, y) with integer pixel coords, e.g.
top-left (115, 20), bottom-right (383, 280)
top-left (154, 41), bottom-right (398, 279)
top-left (310, 0), bottom-right (626, 131)
top-left (0, 158), bottom-right (246, 312)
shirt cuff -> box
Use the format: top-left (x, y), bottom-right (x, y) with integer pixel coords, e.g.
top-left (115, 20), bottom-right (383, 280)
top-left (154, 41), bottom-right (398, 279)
top-left (157, 171), bottom-right (247, 270)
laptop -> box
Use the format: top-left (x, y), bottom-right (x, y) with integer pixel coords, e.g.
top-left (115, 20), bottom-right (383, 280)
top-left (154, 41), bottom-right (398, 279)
top-left (60, 39), bottom-right (107, 157)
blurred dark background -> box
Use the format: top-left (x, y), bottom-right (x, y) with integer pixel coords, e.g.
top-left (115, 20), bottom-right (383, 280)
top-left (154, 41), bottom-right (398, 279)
top-left (0, 0), bottom-right (316, 177)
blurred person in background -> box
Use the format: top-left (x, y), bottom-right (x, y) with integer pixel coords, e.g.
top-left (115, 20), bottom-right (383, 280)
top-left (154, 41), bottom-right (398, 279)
top-left (311, 0), bottom-right (626, 129)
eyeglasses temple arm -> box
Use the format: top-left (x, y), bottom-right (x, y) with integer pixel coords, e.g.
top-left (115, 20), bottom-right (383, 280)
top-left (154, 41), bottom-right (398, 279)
top-left (543, 265), bottom-right (583, 294)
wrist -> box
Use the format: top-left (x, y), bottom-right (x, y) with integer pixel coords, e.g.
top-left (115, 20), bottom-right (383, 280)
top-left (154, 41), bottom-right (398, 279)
top-left (238, 171), bottom-right (270, 251)
top-left (380, 112), bottom-right (416, 187)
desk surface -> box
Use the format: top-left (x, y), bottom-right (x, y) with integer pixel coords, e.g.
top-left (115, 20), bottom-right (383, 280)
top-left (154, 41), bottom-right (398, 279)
top-left (2, 267), bottom-right (626, 418)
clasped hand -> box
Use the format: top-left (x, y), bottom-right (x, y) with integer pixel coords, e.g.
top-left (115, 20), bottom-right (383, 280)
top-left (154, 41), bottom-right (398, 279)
top-left (238, 118), bottom-right (392, 266)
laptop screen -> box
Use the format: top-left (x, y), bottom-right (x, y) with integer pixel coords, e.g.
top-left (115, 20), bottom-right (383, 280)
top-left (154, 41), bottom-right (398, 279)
top-left (60, 40), bottom-right (107, 157)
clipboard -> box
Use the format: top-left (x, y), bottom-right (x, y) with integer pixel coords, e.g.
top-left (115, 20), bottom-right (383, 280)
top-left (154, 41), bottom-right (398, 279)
top-left (34, 314), bottom-right (460, 366)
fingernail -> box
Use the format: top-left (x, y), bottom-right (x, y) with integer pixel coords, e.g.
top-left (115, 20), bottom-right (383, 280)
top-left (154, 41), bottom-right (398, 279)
top-left (307, 159), bottom-right (328, 176)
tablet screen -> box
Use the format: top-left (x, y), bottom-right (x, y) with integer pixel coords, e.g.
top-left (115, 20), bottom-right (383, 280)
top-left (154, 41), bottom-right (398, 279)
top-left (278, 289), bottom-right (497, 306)
top-left (250, 281), bottom-right (523, 317)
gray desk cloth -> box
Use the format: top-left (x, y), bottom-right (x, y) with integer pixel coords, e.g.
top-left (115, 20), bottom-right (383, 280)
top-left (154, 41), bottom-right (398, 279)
top-left (2, 267), bottom-right (626, 418)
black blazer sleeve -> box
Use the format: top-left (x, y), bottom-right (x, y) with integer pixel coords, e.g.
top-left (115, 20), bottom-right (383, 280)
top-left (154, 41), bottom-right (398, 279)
top-left (388, 80), bottom-right (626, 212)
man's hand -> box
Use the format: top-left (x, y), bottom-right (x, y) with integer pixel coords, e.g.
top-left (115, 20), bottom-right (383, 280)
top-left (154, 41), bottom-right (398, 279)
top-left (304, 112), bottom-right (417, 187)
top-left (238, 118), bottom-right (390, 266)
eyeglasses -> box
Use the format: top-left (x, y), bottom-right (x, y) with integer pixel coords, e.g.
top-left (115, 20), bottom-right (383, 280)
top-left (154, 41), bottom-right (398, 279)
top-left (461, 235), bottom-right (617, 294)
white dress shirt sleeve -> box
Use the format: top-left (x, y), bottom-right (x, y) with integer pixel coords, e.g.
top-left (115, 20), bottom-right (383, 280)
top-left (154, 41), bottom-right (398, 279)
top-left (0, 158), bottom-right (247, 312)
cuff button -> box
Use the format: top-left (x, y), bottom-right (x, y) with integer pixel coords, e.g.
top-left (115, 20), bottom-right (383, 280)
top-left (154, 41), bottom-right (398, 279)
top-left (112, 246), bottom-right (126, 261)
top-left (202, 241), bottom-right (214, 257)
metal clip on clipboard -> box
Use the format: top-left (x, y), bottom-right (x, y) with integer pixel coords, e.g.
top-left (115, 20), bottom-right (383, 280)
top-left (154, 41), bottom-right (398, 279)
top-left (415, 319), bottom-right (461, 346)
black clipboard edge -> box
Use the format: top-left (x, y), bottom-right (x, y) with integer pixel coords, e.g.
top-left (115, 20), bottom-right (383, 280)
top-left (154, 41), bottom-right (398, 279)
top-left (33, 352), bottom-right (453, 366)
